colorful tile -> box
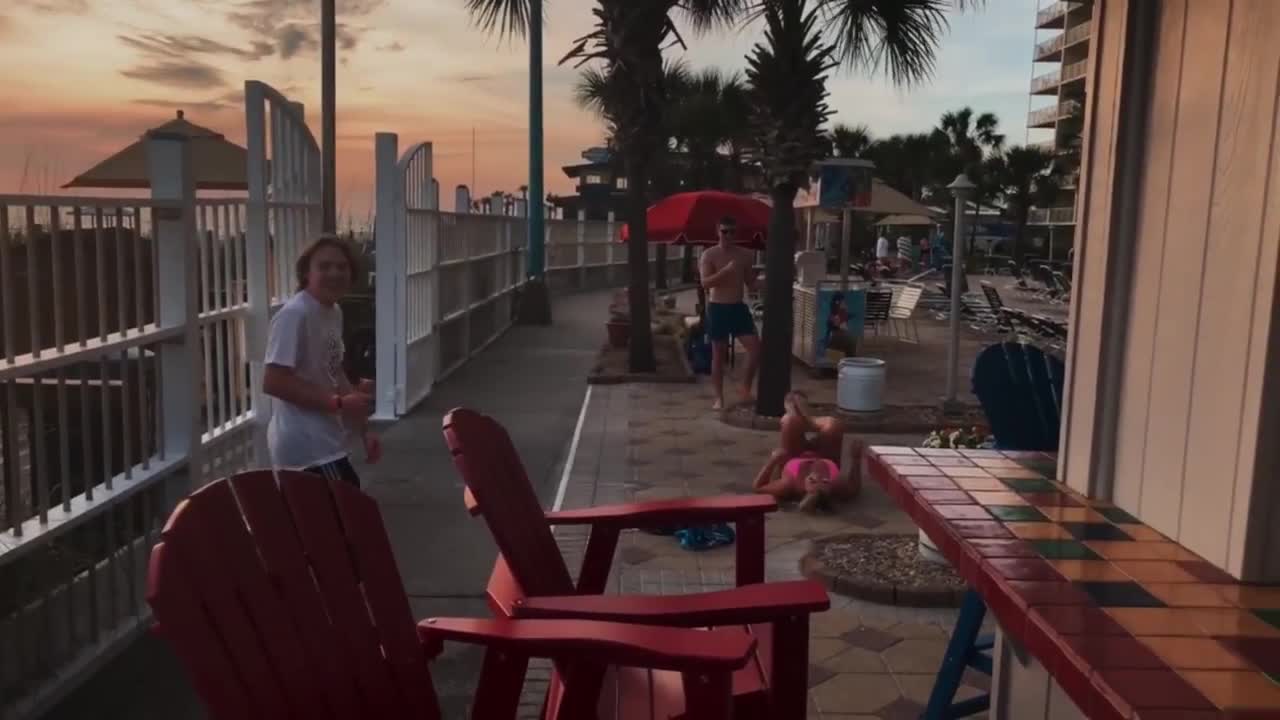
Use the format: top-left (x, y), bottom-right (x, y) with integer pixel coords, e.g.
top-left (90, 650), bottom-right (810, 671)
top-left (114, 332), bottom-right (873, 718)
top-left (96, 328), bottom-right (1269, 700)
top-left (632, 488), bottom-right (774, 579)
top-left (951, 477), bottom-right (1009, 492)
top-left (1214, 637), bottom-right (1280, 676)
top-left (1099, 669), bottom-right (1214, 711)
top-left (959, 449), bottom-right (1006, 459)
top-left (1113, 560), bottom-right (1201, 584)
top-left (1187, 608), bottom-right (1280, 638)
top-left (1077, 581), bottom-right (1166, 608)
top-left (1030, 604), bottom-right (1129, 635)
top-left (1105, 608), bottom-right (1204, 637)
top-left (1061, 522), bottom-right (1133, 542)
top-left (968, 538), bottom-right (1038, 558)
top-left (1143, 583), bottom-right (1238, 608)
top-left (1216, 586), bottom-right (1280, 609)
top-left (869, 446), bottom-right (918, 455)
top-left (1038, 506), bottom-right (1107, 523)
top-left (934, 504), bottom-right (993, 521)
top-left (939, 466), bottom-right (996, 478)
top-left (967, 491), bottom-right (1029, 506)
top-left (1021, 491), bottom-right (1085, 507)
top-left (1140, 637), bottom-right (1253, 670)
top-left (916, 489), bottom-right (973, 504)
top-left (987, 505), bottom-right (1048, 522)
top-left (887, 456), bottom-right (933, 466)
top-left (1182, 670), bottom-right (1280, 710)
top-left (1084, 541), bottom-right (1192, 562)
top-left (917, 448), bottom-right (963, 457)
top-left (1000, 478), bottom-right (1059, 493)
top-left (971, 458), bottom-right (1024, 469)
top-left (951, 521), bottom-right (1014, 539)
top-left (1007, 522), bottom-right (1073, 540)
top-left (988, 468), bottom-right (1046, 480)
top-left (1123, 524), bottom-right (1171, 542)
top-left (1253, 609), bottom-right (1280, 631)
top-left (1177, 561), bottom-right (1239, 584)
top-left (1029, 539), bottom-right (1101, 560)
top-left (927, 457), bottom-right (976, 467)
top-left (1048, 560), bottom-right (1134, 582)
top-left (987, 558), bottom-right (1064, 582)
top-left (904, 476), bottom-right (958, 490)
top-left (1006, 580), bottom-right (1091, 606)
top-left (1096, 506), bottom-right (1142, 524)
top-left (894, 466), bottom-right (945, 477)
top-left (1064, 635), bottom-right (1167, 669)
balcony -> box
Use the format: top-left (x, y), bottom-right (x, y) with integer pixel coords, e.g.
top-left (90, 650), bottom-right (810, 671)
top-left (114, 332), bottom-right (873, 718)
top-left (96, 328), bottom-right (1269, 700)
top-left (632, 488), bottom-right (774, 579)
top-left (1065, 19), bottom-right (1093, 47)
top-left (1036, 1), bottom-right (1081, 29)
top-left (1030, 69), bottom-right (1062, 95)
top-left (1062, 59), bottom-right (1089, 84)
top-left (1034, 32), bottom-right (1066, 61)
top-left (1028, 99), bottom-right (1083, 129)
top-left (1029, 205), bottom-right (1077, 225)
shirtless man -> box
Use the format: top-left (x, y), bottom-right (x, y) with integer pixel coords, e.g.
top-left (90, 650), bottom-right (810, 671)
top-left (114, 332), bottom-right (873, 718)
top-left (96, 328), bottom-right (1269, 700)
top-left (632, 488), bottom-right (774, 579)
top-left (699, 215), bottom-right (762, 410)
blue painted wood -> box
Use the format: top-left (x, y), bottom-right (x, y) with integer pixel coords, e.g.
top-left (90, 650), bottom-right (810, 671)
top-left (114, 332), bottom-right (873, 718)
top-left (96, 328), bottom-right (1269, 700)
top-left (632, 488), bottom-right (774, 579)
top-left (924, 590), bottom-right (992, 719)
top-left (971, 341), bottom-right (1065, 452)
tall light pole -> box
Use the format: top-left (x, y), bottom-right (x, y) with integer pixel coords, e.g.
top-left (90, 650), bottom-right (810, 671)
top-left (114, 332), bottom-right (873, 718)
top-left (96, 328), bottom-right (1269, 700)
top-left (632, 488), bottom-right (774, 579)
top-left (945, 174), bottom-right (975, 409)
top-left (321, 0), bottom-right (337, 233)
top-left (518, 0), bottom-right (552, 323)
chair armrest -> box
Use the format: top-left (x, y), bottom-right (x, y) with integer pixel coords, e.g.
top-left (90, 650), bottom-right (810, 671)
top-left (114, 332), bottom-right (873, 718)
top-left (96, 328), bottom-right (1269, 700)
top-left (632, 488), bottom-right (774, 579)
top-left (511, 580), bottom-right (830, 627)
top-left (545, 495), bottom-right (777, 528)
top-left (417, 617), bottom-right (755, 674)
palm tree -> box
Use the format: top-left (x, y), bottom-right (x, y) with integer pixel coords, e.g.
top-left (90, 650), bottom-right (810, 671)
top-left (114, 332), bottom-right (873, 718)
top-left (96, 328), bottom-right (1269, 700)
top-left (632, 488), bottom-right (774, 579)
top-left (668, 69), bottom-right (751, 190)
top-left (746, 0), bottom-right (980, 418)
top-left (828, 123), bottom-right (873, 158)
top-left (466, 0), bottom-right (742, 373)
top-left (865, 131), bottom-right (948, 201)
top-left (987, 145), bottom-right (1060, 263)
top-left (932, 107), bottom-right (1004, 247)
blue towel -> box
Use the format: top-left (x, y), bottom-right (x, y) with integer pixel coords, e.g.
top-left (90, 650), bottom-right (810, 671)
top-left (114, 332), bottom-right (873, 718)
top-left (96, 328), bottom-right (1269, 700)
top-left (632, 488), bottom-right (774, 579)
top-left (674, 523), bottom-right (736, 551)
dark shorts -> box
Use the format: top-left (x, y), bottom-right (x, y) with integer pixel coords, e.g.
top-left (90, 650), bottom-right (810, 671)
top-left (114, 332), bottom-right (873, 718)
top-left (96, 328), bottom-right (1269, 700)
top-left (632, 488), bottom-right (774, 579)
top-left (306, 456), bottom-right (362, 488)
top-left (706, 302), bottom-right (756, 342)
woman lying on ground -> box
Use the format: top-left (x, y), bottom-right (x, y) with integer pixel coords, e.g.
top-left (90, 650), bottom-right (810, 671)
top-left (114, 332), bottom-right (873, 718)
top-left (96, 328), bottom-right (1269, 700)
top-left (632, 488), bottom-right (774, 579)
top-left (752, 392), bottom-right (862, 512)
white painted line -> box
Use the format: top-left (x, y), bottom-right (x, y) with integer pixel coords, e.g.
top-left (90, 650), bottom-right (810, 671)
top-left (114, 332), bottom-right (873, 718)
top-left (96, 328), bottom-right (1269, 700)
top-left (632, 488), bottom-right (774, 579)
top-left (552, 385), bottom-right (593, 512)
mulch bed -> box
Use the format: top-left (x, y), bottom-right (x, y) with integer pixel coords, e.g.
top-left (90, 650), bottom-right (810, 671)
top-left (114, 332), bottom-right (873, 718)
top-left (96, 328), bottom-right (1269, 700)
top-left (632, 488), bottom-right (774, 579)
top-left (802, 534), bottom-right (968, 608)
top-left (589, 333), bottom-right (696, 385)
top-left (723, 401), bottom-right (986, 433)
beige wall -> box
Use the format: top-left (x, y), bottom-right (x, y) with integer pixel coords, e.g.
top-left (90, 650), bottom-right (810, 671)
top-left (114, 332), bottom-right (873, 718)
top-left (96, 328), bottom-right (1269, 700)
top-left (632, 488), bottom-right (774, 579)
top-left (1064, 0), bottom-right (1280, 580)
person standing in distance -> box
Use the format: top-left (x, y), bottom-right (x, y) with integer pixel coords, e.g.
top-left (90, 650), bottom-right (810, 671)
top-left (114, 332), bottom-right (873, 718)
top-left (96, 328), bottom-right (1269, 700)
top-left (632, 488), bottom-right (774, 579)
top-left (263, 236), bottom-right (382, 486)
top-left (699, 216), bottom-right (762, 410)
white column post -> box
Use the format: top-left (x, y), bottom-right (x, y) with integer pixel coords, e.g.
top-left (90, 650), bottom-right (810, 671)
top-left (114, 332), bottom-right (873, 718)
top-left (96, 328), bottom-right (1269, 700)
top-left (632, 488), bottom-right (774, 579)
top-left (576, 209), bottom-right (587, 290)
top-left (373, 132), bottom-right (400, 421)
top-left (147, 133), bottom-right (204, 488)
top-left (244, 81), bottom-right (271, 465)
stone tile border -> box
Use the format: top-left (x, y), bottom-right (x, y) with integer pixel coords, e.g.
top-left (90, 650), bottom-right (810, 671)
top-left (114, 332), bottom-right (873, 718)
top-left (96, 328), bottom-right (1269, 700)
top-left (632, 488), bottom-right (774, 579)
top-left (801, 537), bottom-right (967, 609)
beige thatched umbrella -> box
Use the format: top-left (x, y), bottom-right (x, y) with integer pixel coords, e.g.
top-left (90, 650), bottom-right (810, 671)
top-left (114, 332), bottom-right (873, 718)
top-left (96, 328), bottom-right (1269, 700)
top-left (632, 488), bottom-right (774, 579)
top-left (63, 110), bottom-right (249, 191)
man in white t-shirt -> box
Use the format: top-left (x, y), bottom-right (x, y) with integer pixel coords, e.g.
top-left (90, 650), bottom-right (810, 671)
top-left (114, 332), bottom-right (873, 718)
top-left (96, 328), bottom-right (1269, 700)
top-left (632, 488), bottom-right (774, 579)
top-left (263, 236), bottom-right (381, 486)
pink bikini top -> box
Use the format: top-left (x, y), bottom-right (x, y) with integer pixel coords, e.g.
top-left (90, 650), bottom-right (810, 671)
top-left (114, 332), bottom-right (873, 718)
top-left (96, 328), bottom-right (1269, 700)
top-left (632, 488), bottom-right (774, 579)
top-left (783, 454), bottom-right (840, 483)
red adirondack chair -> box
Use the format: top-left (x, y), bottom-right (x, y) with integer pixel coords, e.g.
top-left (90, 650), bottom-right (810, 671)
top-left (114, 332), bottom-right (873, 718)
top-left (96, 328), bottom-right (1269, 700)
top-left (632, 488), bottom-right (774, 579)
top-left (146, 470), bottom-right (759, 719)
top-left (442, 408), bottom-right (832, 720)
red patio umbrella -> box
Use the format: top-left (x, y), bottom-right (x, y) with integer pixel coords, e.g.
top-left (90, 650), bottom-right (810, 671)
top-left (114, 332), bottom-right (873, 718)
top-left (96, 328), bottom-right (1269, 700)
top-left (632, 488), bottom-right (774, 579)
top-left (619, 191), bottom-right (769, 250)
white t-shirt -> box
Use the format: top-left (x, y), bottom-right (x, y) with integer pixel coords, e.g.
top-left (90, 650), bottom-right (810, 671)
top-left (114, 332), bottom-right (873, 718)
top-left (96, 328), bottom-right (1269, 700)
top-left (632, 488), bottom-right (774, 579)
top-left (265, 290), bottom-right (349, 469)
top-left (876, 235), bottom-right (891, 259)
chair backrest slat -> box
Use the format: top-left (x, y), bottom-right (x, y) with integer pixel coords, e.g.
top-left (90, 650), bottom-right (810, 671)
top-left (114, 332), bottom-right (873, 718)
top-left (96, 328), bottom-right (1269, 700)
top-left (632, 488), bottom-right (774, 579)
top-left (443, 408), bottom-right (576, 601)
top-left (147, 471), bottom-right (442, 720)
top-left (972, 342), bottom-right (1065, 452)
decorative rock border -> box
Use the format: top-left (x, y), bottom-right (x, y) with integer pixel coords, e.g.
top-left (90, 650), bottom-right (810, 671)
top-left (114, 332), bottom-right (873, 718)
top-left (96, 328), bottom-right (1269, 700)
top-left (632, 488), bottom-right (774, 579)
top-left (721, 402), bottom-right (986, 434)
top-left (587, 335), bottom-right (697, 385)
top-left (801, 537), bottom-right (966, 608)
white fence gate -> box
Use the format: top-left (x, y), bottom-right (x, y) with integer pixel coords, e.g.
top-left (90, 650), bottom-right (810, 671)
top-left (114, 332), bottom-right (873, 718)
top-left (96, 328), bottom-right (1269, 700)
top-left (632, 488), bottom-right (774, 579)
top-left (0, 79), bottom-right (319, 719)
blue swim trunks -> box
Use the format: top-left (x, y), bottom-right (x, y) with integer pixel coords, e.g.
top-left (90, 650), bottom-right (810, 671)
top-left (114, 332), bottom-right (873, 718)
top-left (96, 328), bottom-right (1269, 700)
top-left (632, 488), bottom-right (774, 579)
top-left (705, 302), bottom-right (756, 342)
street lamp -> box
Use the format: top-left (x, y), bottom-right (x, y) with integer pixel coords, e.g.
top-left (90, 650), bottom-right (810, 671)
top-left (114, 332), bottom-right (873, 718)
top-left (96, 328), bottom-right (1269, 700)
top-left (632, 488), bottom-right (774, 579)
top-left (518, 0), bottom-right (552, 324)
top-left (945, 173), bottom-right (976, 409)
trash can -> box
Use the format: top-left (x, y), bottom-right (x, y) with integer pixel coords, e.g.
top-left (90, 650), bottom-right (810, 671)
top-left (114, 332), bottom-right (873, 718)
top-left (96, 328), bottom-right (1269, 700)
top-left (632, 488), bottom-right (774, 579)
top-left (837, 357), bottom-right (886, 412)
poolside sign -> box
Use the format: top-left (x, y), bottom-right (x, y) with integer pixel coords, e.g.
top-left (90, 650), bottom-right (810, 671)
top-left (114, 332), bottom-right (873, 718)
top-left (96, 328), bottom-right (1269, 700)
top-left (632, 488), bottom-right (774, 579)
top-left (814, 159), bottom-right (874, 210)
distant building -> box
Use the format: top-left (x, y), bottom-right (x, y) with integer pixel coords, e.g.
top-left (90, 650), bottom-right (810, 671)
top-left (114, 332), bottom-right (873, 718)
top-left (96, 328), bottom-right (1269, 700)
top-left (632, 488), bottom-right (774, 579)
top-left (549, 146), bottom-right (766, 221)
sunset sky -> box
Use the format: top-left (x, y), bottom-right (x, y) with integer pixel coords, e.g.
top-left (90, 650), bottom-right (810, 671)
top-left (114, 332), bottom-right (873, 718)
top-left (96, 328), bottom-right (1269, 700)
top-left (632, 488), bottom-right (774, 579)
top-left (0, 0), bottom-right (1042, 224)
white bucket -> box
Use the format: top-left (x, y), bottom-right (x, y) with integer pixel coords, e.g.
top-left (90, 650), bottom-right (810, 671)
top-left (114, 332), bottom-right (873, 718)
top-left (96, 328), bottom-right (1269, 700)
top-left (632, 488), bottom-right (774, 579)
top-left (837, 357), bottom-right (886, 412)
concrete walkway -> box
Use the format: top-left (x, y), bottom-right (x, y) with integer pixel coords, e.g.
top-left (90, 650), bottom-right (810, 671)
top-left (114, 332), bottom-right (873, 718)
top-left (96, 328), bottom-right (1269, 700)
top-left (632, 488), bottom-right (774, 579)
top-left (37, 289), bottom-right (608, 720)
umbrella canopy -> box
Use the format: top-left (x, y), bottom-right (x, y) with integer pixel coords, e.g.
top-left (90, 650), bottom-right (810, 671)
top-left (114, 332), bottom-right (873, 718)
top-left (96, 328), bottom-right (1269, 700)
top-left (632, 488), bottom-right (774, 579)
top-left (620, 191), bottom-right (770, 250)
top-left (876, 214), bottom-right (936, 227)
top-left (64, 110), bottom-right (251, 191)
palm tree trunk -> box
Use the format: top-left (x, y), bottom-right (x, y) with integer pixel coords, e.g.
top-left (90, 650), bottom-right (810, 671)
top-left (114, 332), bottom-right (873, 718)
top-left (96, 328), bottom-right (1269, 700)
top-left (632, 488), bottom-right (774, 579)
top-left (681, 245), bottom-right (695, 284)
top-left (625, 152), bottom-right (656, 373)
top-left (755, 182), bottom-right (798, 418)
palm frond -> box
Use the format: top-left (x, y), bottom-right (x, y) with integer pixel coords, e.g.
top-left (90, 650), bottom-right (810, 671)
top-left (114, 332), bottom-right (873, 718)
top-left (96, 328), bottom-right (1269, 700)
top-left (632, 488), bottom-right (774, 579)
top-left (819, 0), bottom-right (949, 86)
top-left (464, 0), bottom-right (533, 39)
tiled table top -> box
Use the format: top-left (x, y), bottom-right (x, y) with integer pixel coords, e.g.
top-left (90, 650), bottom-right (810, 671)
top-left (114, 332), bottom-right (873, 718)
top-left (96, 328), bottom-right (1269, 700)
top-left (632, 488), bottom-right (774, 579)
top-left (867, 446), bottom-right (1280, 720)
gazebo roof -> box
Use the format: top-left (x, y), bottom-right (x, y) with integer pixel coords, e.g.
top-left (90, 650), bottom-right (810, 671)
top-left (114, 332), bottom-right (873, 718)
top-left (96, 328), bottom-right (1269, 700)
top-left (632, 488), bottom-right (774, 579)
top-left (795, 179), bottom-right (938, 219)
top-left (63, 110), bottom-right (250, 191)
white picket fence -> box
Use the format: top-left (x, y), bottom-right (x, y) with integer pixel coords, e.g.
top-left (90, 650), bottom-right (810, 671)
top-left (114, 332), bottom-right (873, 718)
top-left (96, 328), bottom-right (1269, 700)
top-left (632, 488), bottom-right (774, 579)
top-left (0, 80), bottom-right (317, 719)
top-left (371, 133), bottom-right (687, 420)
